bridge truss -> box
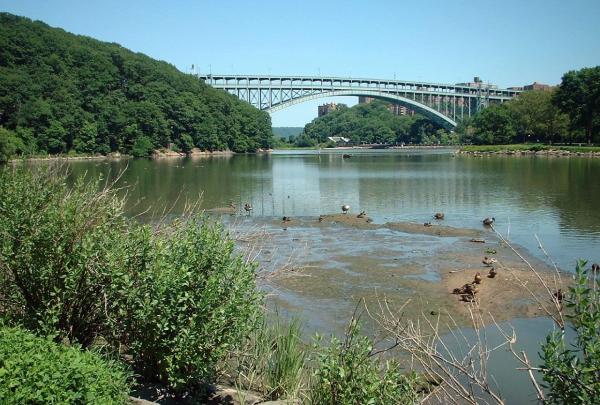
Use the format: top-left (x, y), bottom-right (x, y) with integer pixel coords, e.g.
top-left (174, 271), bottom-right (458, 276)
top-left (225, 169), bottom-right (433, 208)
top-left (199, 74), bottom-right (521, 128)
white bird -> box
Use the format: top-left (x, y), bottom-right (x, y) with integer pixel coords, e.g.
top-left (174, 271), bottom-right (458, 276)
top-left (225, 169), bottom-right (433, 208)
top-left (244, 203), bottom-right (253, 214)
top-left (341, 204), bottom-right (350, 214)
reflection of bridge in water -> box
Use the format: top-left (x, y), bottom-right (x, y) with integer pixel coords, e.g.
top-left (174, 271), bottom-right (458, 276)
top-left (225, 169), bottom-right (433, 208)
top-left (199, 74), bottom-right (522, 129)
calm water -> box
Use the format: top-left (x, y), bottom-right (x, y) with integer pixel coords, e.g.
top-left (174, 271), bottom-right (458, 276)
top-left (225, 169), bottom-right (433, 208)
top-left (69, 148), bottom-right (600, 271)
top-left (64, 149), bottom-right (598, 403)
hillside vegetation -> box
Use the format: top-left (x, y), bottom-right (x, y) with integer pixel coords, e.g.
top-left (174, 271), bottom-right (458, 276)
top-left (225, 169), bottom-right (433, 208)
top-left (0, 13), bottom-right (273, 158)
top-left (295, 100), bottom-right (454, 147)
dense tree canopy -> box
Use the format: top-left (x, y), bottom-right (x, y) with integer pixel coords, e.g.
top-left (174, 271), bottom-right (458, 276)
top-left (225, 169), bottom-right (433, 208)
top-left (457, 66), bottom-right (600, 145)
top-left (0, 13), bottom-right (273, 157)
top-left (553, 66), bottom-right (600, 144)
top-left (298, 100), bottom-right (453, 147)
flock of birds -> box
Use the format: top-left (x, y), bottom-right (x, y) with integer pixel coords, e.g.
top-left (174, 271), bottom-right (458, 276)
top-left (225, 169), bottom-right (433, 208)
top-left (239, 202), bottom-right (364, 224)
top-left (426, 212), bottom-right (500, 302)
top-left (234, 204), bottom-right (599, 305)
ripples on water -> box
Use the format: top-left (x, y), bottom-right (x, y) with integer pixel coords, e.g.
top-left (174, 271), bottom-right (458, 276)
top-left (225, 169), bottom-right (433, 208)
top-left (68, 148), bottom-right (600, 271)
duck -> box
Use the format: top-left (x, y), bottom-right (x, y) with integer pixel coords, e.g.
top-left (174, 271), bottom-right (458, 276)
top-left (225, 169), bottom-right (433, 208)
top-left (357, 210), bottom-right (366, 218)
top-left (461, 293), bottom-right (476, 302)
top-left (341, 204), bottom-right (350, 214)
top-left (483, 217), bottom-right (495, 226)
top-left (342, 154), bottom-right (352, 159)
top-left (482, 256), bottom-right (497, 266)
top-left (488, 267), bottom-right (497, 278)
top-left (473, 272), bottom-right (483, 284)
top-left (244, 203), bottom-right (253, 213)
top-left (465, 283), bottom-right (478, 295)
top-left (452, 283), bottom-right (471, 295)
top-left (553, 289), bottom-right (565, 303)
top-left (434, 212), bottom-right (445, 220)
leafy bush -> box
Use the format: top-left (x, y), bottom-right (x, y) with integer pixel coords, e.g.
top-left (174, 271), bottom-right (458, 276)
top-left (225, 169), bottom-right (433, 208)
top-left (0, 326), bottom-right (130, 404)
top-left (123, 217), bottom-right (263, 392)
top-left (0, 166), bottom-right (263, 395)
top-left (0, 165), bottom-right (132, 346)
top-left (131, 136), bottom-right (155, 157)
top-left (309, 320), bottom-right (420, 405)
top-left (0, 127), bottom-right (23, 163)
top-left (540, 260), bottom-right (600, 404)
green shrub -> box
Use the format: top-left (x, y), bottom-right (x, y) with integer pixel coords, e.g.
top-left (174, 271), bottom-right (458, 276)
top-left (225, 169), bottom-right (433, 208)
top-left (0, 127), bottom-right (24, 163)
top-left (309, 320), bottom-right (420, 405)
top-left (540, 260), bottom-right (600, 404)
top-left (0, 165), bottom-right (133, 346)
top-left (0, 166), bottom-right (263, 395)
top-left (131, 136), bottom-right (155, 157)
top-left (124, 217), bottom-right (263, 392)
top-left (0, 326), bottom-right (130, 404)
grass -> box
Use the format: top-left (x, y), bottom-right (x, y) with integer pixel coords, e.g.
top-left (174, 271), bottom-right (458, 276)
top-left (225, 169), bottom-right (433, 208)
top-left (460, 144), bottom-right (600, 153)
top-left (232, 317), bottom-right (307, 401)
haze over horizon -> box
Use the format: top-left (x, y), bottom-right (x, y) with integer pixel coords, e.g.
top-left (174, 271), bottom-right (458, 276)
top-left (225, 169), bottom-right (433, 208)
top-left (1, 0), bottom-right (599, 126)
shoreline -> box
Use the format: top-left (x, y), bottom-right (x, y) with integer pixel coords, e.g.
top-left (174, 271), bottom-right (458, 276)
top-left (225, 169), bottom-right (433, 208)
top-left (7, 148), bottom-right (275, 163)
top-left (8, 153), bottom-right (129, 163)
top-left (458, 145), bottom-right (600, 158)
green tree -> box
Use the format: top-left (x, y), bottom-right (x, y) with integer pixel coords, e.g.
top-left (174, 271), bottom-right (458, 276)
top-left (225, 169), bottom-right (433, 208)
top-left (553, 66), bottom-right (600, 144)
top-left (179, 133), bottom-right (194, 153)
top-left (0, 12), bottom-right (273, 156)
top-left (131, 135), bottom-right (154, 157)
top-left (0, 126), bottom-right (23, 163)
top-left (300, 100), bottom-right (442, 146)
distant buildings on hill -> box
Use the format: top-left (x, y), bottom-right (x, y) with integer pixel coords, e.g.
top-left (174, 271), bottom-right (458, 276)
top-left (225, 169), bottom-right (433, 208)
top-left (456, 76), bottom-right (499, 89)
top-left (357, 96), bottom-right (415, 116)
top-left (507, 82), bottom-right (553, 91)
top-left (318, 102), bottom-right (346, 117)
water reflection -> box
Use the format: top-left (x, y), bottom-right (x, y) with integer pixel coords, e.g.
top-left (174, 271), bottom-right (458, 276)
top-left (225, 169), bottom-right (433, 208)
top-left (65, 149), bottom-right (600, 270)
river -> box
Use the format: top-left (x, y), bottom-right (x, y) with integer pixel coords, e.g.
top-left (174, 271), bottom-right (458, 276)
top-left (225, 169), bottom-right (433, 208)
top-left (65, 148), bottom-right (599, 403)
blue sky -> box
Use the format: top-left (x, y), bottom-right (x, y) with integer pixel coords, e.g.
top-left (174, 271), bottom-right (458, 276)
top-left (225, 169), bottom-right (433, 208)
top-left (1, 0), bottom-right (599, 126)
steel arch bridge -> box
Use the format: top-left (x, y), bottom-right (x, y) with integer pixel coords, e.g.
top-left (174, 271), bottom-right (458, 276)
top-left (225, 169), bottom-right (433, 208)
top-left (198, 74), bottom-right (521, 129)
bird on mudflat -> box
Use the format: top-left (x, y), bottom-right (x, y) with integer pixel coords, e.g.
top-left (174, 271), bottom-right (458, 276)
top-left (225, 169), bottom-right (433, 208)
top-left (482, 256), bottom-right (497, 266)
top-left (483, 217), bottom-right (495, 226)
top-left (553, 289), bottom-right (565, 303)
top-left (341, 204), bottom-right (350, 214)
top-left (488, 268), bottom-right (498, 278)
top-left (474, 272), bottom-right (483, 284)
top-left (244, 203), bottom-right (253, 213)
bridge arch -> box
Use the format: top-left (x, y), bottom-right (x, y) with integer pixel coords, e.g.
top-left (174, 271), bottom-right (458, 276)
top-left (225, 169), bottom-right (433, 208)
top-left (266, 89), bottom-right (457, 129)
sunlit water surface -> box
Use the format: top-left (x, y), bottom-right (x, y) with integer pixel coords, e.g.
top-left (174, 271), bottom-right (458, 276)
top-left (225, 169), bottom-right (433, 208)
top-left (64, 148), bottom-right (598, 403)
